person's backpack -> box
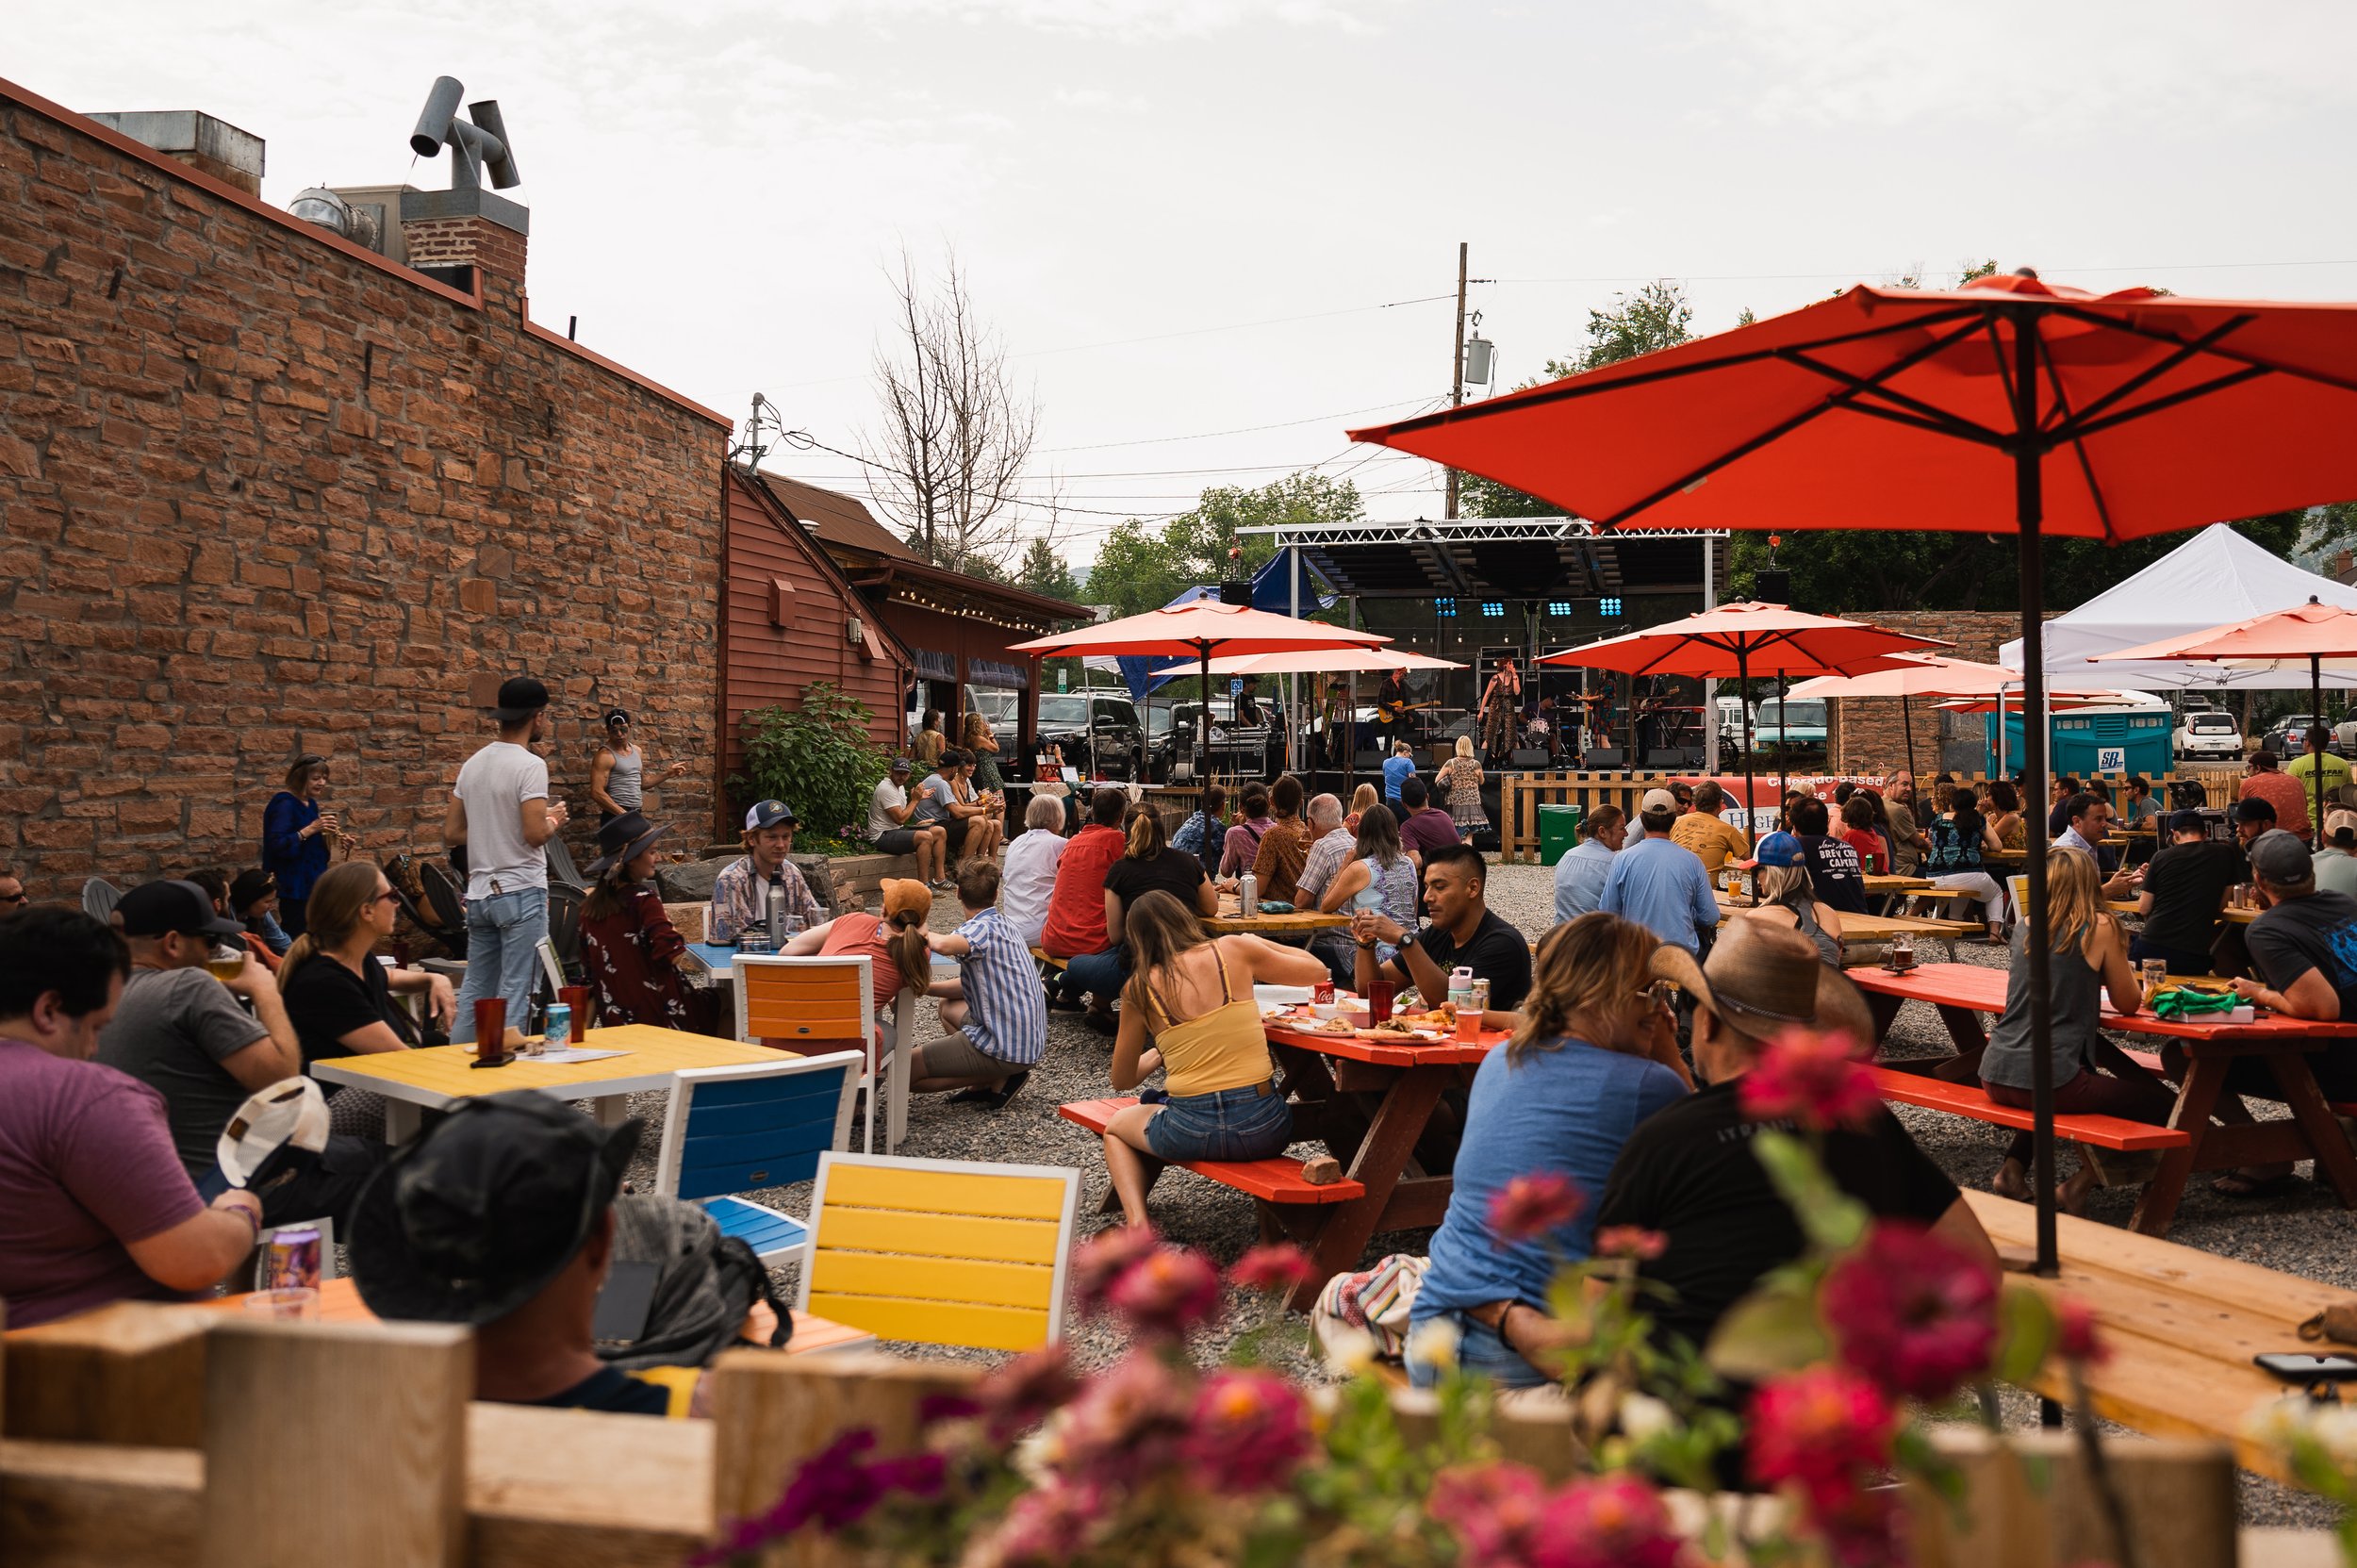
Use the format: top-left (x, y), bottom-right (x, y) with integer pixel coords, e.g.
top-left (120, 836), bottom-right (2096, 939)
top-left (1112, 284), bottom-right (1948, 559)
top-left (598, 1194), bottom-right (791, 1373)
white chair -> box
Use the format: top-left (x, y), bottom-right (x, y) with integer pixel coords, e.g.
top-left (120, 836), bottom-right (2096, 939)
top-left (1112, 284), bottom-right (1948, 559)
top-left (733, 954), bottom-right (900, 1155)
top-left (651, 1052), bottom-right (865, 1267)
top-left (871, 986), bottom-right (918, 1156)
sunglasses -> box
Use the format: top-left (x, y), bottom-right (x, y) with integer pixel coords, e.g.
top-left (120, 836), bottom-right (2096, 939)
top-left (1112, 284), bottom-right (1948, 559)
top-left (0, 889), bottom-right (26, 905)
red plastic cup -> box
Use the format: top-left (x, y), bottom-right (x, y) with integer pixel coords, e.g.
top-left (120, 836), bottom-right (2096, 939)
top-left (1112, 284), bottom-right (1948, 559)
top-left (1369, 980), bottom-right (1394, 1026)
top-left (560, 986), bottom-right (589, 1043)
top-left (472, 998), bottom-right (507, 1060)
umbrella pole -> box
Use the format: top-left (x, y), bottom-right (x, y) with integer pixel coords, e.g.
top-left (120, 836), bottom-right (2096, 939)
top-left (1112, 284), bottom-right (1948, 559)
top-left (1777, 668), bottom-right (1789, 825)
top-left (1738, 644), bottom-right (1756, 850)
top-left (1902, 687), bottom-right (1918, 793)
top-left (2011, 307), bottom-right (2059, 1284)
top-left (2316, 652), bottom-right (2326, 841)
top-left (1199, 642), bottom-right (1214, 789)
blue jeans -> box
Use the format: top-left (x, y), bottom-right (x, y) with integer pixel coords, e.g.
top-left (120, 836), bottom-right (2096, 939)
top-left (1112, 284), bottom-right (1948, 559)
top-left (1405, 1310), bottom-right (1553, 1390)
top-left (452, 886), bottom-right (549, 1043)
top-left (1144, 1082), bottom-right (1292, 1162)
top-left (1060, 947), bottom-right (1127, 1007)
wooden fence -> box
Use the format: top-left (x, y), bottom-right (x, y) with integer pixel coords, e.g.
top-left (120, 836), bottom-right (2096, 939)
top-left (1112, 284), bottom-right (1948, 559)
top-left (0, 1299), bottom-right (2268, 1568)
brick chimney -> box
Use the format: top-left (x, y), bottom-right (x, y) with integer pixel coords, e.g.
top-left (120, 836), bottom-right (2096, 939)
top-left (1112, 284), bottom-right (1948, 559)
top-left (399, 186), bottom-right (528, 300)
top-left (87, 110), bottom-right (263, 195)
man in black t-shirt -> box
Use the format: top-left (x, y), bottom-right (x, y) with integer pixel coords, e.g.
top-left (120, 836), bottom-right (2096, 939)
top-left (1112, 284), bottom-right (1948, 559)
top-left (1591, 919), bottom-right (1997, 1366)
top-left (1351, 843), bottom-right (1532, 1020)
top-left (1788, 797), bottom-right (1867, 915)
top-left (2228, 832), bottom-right (2357, 1102)
top-left (2132, 809), bottom-right (2243, 975)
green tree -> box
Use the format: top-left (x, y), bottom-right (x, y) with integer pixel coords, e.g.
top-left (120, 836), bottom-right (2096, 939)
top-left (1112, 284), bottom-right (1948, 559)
top-left (1090, 473), bottom-right (1363, 617)
top-left (1087, 518), bottom-right (1195, 618)
top-left (1014, 536), bottom-right (1080, 602)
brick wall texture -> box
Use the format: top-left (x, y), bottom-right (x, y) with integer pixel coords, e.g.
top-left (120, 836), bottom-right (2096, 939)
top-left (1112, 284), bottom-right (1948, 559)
top-left (1820, 609), bottom-right (2062, 774)
top-left (0, 93), bottom-right (731, 899)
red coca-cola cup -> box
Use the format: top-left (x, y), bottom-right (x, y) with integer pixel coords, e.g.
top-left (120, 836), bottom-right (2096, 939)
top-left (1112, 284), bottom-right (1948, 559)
top-left (559, 986), bottom-right (589, 1043)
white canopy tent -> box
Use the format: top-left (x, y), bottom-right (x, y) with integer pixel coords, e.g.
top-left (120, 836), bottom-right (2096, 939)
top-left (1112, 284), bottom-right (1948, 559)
top-left (1999, 523), bottom-right (2357, 691)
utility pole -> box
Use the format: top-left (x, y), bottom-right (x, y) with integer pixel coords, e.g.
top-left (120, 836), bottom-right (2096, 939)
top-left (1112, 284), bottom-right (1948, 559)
top-left (1445, 241), bottom-right (1469, 520)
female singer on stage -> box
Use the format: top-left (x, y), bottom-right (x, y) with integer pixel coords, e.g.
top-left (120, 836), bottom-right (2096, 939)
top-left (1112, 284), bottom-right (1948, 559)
top-left (1478, 658), bottom-right (1522, 761)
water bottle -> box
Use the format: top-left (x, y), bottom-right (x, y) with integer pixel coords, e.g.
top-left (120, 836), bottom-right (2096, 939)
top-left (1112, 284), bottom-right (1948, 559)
top-left (1239, 871), bottom-right (1258, 916)
top-left (1447, 965), bottom-right (1476, 1015)
top-left (766, 877), bottom-right (786, 946)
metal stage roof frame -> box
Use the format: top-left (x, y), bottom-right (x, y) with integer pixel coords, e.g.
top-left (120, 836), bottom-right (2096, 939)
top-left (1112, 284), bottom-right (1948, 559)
top-left (1236, 517), bottom-right (1730, 602)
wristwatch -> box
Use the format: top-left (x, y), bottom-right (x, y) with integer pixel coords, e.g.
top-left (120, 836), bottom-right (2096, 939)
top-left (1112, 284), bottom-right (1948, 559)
top-left (1396, 929), bottom-right (1418, 955)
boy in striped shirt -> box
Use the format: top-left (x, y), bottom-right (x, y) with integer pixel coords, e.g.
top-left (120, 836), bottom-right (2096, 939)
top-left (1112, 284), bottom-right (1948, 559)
top-left (913, 861), bottom-right (1047, 1111)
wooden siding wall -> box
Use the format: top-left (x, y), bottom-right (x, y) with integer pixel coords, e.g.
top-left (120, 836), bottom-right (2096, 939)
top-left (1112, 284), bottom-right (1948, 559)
top-left (721, 479), bottom-right (906, 800)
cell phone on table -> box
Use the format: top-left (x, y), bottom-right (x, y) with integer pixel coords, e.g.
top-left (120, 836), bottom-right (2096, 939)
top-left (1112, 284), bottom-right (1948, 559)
top-left (591, 1260), bottom-right (662, 1345)
top-left (2255, 1351), bottom-right (2357, 1382)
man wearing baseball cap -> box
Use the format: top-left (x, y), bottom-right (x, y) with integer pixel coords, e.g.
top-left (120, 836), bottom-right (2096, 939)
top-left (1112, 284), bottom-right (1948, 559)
top-left (445, 675), bottom-right (569, 1044)
top-left (1599, 788), bottom-right (1720, 957)
top-left (709, 800), bottom-right (823, 945)
top-left (348, 1096), bottom-right (754, 1415)
top-left (2316, 808), bottom-right (2357, 899)
top-left (865, 756), bottom-right (948, 887)
top-left (95, 881), bottom-right (384, 1226)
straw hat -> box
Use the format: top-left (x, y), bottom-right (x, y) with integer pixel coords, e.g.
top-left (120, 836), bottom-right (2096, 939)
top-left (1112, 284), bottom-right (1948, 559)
top-left (1647, 917), bottom-right (1874, 1047)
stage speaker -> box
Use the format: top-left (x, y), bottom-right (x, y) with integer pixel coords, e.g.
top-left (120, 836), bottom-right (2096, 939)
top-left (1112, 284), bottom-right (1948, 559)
top-left (1755, 568), bottom-right (1791, 604)
top-left (1509, 749), bottom-right (1550, 767)
top-left (1217, 580), bottom-right (1252, 605)
top-left (1584, 747), bottom-right (1624, 768)
top-left (1353, 751), bottom-right (1385, 771)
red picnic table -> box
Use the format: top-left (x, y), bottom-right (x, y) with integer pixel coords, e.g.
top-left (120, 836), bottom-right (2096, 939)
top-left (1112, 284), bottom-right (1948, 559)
top-left (1849, 962), bottom-right (2357, 1235)
top-left (1060, 1015), bottom-right (1508, 1311)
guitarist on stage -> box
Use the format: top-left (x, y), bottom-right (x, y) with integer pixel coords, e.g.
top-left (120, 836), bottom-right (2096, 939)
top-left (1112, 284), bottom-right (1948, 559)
top-left (1376, 668), bottom-right (1412, 749)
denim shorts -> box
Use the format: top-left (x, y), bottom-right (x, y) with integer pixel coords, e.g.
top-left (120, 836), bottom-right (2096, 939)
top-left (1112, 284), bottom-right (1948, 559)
top-left (1405, 1310), bottom-right (1554, 1390)
top-left (1145, 1081), bottom-right (1292, 1163)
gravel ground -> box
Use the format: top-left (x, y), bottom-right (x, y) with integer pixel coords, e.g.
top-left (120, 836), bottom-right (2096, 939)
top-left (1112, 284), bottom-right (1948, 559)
top-left (606, 861), bottom-right (2349, 1528)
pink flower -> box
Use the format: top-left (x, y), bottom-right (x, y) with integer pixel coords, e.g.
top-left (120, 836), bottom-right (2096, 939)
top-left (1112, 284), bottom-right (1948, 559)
top-left (1058, 1351), bottom-right (1193, 1488)
top-left (1748, 1366), bottom-right (1897, 1508)
top-left (1071, 1226), bottom-right (1162, 1315)
top-left (976, 1344), bottom-right (1080, 1439)
top-left (981, 1480), bottom-right (1108, 1566)
top-left (1430, 1461), bottom-right (1552, 1564)
top-left (1593, 1225), bottom-right (1669, 1262)
top-left (1228, 1243), bottom-right (1315, 1296)
top-left (1104, 1244), bottom-right (1223, 1338)
top-left (1181, 1370), bottom-right (1312, 1493)
top-left (2054, 1295), bottom-right (2109, 1367)
top-left (1530, 1474), bottom-right (1686, 1568)
top-left (1820, 1223), bottom-right (1998, 1402)
top-left (1806, 1484), bottom-right (1904, 1568)
top-left (1487, 1172), bottom-right (1585, 1245)
top-left (1739, 1027), bottom-right (1881, 1132)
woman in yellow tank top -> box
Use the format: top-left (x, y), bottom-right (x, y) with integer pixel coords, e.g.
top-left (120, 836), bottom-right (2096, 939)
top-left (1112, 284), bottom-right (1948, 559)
top-left (1100, 890), bottom-right (1329, 1230)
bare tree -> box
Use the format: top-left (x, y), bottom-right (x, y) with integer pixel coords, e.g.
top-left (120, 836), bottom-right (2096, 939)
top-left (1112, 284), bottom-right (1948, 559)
top-left (862, 248), bottom-right (1039, 576)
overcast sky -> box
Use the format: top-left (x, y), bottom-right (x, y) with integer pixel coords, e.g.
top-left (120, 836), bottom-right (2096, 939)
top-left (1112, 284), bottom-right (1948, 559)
top-left (18, 1), bottom-right (2357, 570)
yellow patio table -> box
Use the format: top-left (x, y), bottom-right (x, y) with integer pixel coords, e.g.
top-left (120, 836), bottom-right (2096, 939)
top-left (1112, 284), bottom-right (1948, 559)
top-left (309, 1024), bottom-right (791, 1143)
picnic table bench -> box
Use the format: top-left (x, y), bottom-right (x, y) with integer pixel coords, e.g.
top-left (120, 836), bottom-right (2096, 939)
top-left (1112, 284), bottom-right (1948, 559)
top-left (1966, 1189), bottom-right (2345, 1486)
top-left (1851, 962), bottom-right (2357, 1234)
top-left (1714, 892), bottom-right (1983, 961)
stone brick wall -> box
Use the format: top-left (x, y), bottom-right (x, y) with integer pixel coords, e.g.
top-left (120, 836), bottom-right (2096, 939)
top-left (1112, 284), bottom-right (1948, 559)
top-left (1820, 610), bottom-right (2061, 775)
top-left (0, 88), bottom-right (731, 898)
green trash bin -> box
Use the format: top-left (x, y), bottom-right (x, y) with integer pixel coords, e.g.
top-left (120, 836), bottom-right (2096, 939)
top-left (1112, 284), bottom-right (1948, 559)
top-left (1539, 803), bottom-right (1583, 867)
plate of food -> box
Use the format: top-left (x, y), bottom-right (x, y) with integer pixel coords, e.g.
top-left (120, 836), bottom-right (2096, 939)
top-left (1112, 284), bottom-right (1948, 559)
top-left (1360, 1020), bottom-right (1445, 1041)
top-left (1287, 1015), bottom-right (1359, 1036)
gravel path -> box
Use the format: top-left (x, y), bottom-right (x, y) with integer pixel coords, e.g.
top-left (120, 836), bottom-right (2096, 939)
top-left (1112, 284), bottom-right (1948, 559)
top-left (609, 861), bottom-right (2350, 1527)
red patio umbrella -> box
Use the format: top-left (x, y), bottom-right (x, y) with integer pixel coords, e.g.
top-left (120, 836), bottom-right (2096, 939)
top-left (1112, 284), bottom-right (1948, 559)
top-left (1351, 271), bottom-right (2357, 1278)
top-left (1009, 601), bottom-right (1388, 780)
top-left (1540, 602), bottom-right (1946, 838)
top-left (2097, 596), bottom-right (2357, 835)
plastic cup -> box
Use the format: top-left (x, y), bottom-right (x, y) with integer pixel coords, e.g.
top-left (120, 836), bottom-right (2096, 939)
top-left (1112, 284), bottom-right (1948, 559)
top-left (1369, 980), bottom-right (1394, 1026)
top-left (242, 1286), bottom-right (319, 1321)
top-left (560, 986), bottom-right (589, 1043)
top-left (1456, 1007), bottom-right (1482, 1043)
top-left (472, 998), bottom-right (507, 1059)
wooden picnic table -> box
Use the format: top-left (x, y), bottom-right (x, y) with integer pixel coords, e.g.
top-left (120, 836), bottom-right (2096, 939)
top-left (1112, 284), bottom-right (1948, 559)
top-left (1262, 1016), bottom-right (1509, 1308)
top-left (1850, 962), bottom-right (2357, 1234)
top-left (1714, 891), bottom-right (1983, 960)
top-left (1204, 901), bottom-right (1351, 936)
top-left (309, 1024), bottom-right (787, 1143)
top-left (1965, 1189), bottom-right (2338, 1485)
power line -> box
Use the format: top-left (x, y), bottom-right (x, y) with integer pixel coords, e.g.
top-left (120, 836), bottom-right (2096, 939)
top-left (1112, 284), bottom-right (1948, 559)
top-left (1039, 394), bottom-right (1441, 452)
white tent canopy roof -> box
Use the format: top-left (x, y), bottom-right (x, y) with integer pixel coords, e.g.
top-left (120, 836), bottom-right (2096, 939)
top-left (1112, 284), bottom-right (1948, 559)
top-left (2000, 523), bottom-right (2357, 691)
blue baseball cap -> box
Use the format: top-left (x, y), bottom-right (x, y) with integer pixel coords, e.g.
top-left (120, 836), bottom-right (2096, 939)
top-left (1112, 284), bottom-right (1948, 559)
top-left (1754, 832), bottom-right (1806, 868)
top-left (744, 800), bottom-right (799, 832)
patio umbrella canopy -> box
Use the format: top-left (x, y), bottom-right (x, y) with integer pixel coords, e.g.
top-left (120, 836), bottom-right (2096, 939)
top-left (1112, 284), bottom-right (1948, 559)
top-left (1788, 652), bottom-right (2127, 780)
top-left (1010, 600), bottom-right (1388, 779)
top-left (1540, 602), bottom-right (1947, 835)
top-left (2097, 596), bottom-right (2357, 833)
top-left (1352, 270), bottom-right (2357, 1279)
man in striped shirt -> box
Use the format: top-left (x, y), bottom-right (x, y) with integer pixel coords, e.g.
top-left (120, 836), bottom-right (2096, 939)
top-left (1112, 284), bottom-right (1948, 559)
top-left (912, 860), bottom-right (1047, 1111)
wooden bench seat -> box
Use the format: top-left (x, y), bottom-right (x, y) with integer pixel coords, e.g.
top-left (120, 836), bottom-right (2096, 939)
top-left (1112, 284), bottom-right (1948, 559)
top-left (1029, 947), bottom-right (1069, 972)
top-left (1871, 1065), bottom-right (2193, 1151)
top-left (1057, 1097), bottom-right (1366, 1204)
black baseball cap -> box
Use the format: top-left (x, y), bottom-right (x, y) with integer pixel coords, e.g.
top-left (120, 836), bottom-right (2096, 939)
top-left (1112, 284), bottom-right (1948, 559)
top-left (348, 1095), bottom-right (642, 1327)
top-left (2250, 828), bottom-right (2314, 888)
top-left (494, 675), bottom-right (552, 722)
top-left (115, 880), bottom-right (243, 939)
top-left (2235, 797), bottom-right (2278, 824)
top-left (2167, 809), bottom-right (2209, 835)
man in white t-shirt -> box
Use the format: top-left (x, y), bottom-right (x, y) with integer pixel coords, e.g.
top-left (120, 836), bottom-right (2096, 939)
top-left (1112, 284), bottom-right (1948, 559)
top-left (443, 676), bottom-right (569, 1044)
top-left (865, 757), bottom-right (948, 887)
top-left (997, 793), bottom-right (1068, 948)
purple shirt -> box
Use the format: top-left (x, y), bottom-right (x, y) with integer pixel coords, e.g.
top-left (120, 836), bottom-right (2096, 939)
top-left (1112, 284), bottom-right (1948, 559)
top-left (1399, 806), bottom-right (1462, 860)
top-left (0, 1038), bottom-right (206, 1328)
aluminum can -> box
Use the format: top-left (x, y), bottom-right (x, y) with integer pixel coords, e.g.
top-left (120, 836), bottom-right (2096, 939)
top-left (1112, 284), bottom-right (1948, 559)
top-left (540, 1002), bottom-right (571, 1053)
top-left (263, 1226), bottom-right (322, 1291)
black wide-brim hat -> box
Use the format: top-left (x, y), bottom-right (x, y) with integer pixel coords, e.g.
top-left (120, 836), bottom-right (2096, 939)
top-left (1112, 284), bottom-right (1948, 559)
top-left (585, 810), bottom-right (669, 879)
top-left (349, 1094), bottom-right (642, 1328)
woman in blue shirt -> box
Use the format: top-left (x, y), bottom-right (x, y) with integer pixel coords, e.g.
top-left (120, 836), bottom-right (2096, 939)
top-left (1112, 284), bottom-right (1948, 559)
top-left (261, 753), bottom-right (338, 937)
top-left (1405, 912), bottom-right (1692, 1390)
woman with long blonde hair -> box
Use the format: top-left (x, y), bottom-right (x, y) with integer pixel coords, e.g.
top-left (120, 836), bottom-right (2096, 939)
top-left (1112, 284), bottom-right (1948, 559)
top-left (1978, 846), bottom-right (2167, 1213)
top-left (959, 709), bottom-right (1004, 794)
top-left (1402, 912), bottom-right (1691, 1392)
top-left (1099, 891), bottom-right (1328, 1230)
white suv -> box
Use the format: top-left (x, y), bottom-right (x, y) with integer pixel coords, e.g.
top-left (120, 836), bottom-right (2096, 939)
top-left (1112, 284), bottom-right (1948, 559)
top-left (2174, 709), bottom-right (2243, 760)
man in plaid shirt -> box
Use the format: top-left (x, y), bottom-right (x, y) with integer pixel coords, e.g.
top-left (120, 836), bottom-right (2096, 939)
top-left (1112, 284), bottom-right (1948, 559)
top-left (707, 801), bottom-right (823, 943)
top-left (909, 861), bottom-right (1046, 1112)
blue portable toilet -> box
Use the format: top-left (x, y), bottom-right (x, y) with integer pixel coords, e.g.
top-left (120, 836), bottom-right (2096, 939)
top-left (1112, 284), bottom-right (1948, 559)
top-left (1986, 698), bottom-right (2173, 780)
